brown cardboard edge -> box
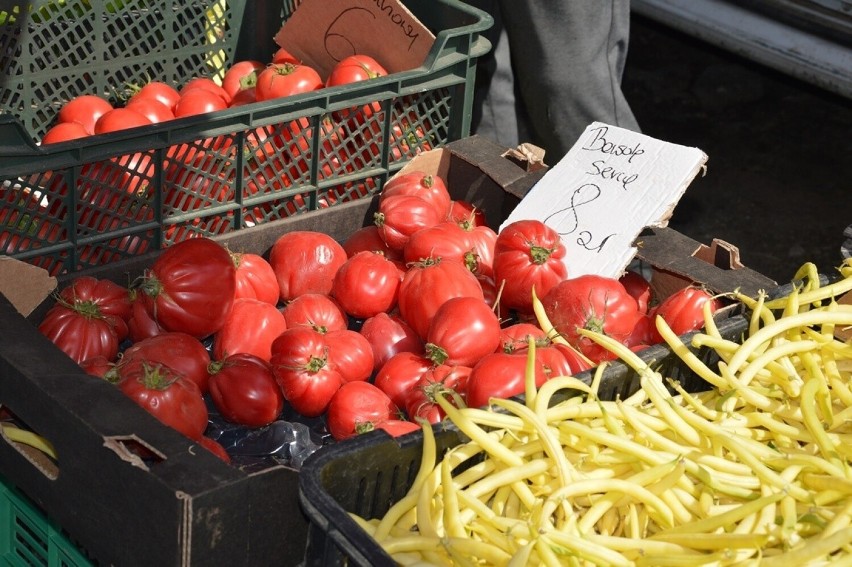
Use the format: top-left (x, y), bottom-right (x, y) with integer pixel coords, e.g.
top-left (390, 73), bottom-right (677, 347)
top-left (635, 226), bottom-right (778, 299)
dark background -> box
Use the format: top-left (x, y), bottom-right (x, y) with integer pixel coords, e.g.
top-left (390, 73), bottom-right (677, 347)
top-left (621, 14), bottom-right (852, 285)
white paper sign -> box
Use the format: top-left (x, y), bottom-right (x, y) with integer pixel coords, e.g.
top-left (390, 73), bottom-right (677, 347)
top-left (500, 122), bottom-right (708, 278)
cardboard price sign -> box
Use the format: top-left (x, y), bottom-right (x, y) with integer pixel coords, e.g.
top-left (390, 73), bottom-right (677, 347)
top-left (501, 122), bottom-right (708, 278)
top-left (274, 0), bottom-right (435, 78)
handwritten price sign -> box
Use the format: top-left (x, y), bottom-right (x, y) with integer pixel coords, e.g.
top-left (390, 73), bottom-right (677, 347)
top-left (501, 122), bottom-right (708, 278)
top-left (275, 0), bottom-right (434, 78)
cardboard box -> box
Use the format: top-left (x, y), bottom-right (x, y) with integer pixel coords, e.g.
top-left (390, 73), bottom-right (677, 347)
top-left (0, 135), bottom-right (538, 567)
top-left (0, 135), bottom-right (777, 566)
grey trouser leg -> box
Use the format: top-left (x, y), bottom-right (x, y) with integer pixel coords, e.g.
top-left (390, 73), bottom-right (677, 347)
top-left (472, 0), bottom-right (640, 162)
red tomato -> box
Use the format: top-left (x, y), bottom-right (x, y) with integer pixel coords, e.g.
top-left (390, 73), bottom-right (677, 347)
top-left (331, 251), bottom-right (401, 319)
top-left (255, 62), bottom-right (323, 101)
top-left (492, 219), bottom-right (568, 315)
top-left (404, 364), bottom-right (471, 424)
top-left (0, 192), bottom-right (64, 268)
top-left (179, 77), bottom-right (231, 104)
top-left (270, 327), bottom-right (345, 417)
top-left (59, 95), bottom-right (113, 134)
top-left (325, 54), bottom-right (388, 121)
top-left (117, 362), bottom-right (208, 439)
top-left (620, 269), bottom-right (653, 314)
top-left (325, 329), bottom-right (375, 383)
top-left (342, 225), bottom-right (402, 262)
top-left (198, 436), bottom-right (231, 464)
top-left (448, 200), bottom-right (487, 227)
top-left (125, 96), bottom-right (175, 124)
top-left (93, 107), bottom-right (151, 135)
top-left (402, 221), bottom-right (472, 267)
top-left (359, 312), bottom-right (424, 373)
top-left (398, 257), bottom-right (485, 340)
top-left (129, 81), bottom-right (181, 111)
top-left (272, 47), bottom-right (299, 65)
top-left (474, 273), bottom-right (496, 309)
top-left (281, 293), bottom-right (348, 333)
top-left (120, 332), bottom-right (212, 393)
top-left (350, 117), bottom-right (432, 167)
top-left (41, 121), bottom-right (90, 144)
top-left (230, 251), bottom-right (280, 305)
top-left (269, 231), bottom-right (348, 301)
top-left (208, 353), bottom-right (284, 427)
top-left (534, 342), bottom-right (593, 378)
top-left (222, 60), bottom-right (265, 99)
top-left (381, 172), bottom-right (452, 220)
top-left (76, 151), bottom-right (156, 215)
top-left (459, 221), bottom-right (497, 277)
top-left (38, 302), bottom-right (120, 364)
top-left (625, 313), bottom-right (655, 348)
top-left (57, 276), bottom-right (131, 328)
top-left (373, 351), bottom-right (433, 409)
top-left (173, 87), bottom-right (229, 117)
top-left (425, 297), bottom-right (501, 367)
top-left (213, 298), bottom-right (287, 362)
top-left (498, 322), bottom-right (547, 353)
top-left (229, 87), bottom-right (257, 107)
top-left (135, 237), bottom-right (237, 339)
top-left (541, 274), bottom-right (642, 363)
top-left (466, 351), bottom-right (548, 410)
top-left (326, 381), bottom-right (397, 441)
top-left (650, 287), bottom-right (720, 344)
top-left (372, 419), bottom-right (421, 437)
top-left (125, 291), bottom-right (162, 342)
top-left (163, 153), bottom-right (233, 213)
top-left (78, 355), bottom-right (113, 379)
top-left (326, 54), bottom-right (387, 87)
top-left (387, 121), bottom-right (433, 163)
top-left (374, 194), bottom-right (444, 252)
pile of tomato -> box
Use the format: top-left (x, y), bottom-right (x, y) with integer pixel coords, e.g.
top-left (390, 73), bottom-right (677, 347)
top-left (4, 49), bottom-right (438, 275)
top-left (36, 169), bottom-right (720, 463)
top-left (40, 49), bottom-right (388, 145)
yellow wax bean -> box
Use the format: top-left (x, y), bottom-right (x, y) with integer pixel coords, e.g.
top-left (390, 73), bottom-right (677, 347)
top-left (540, 529), bottom-right (633, 567)
top-left (491, 397), bottom-right (576, 486)
top-left (435, 395), bottom-right (524, 468)
top-left (760, 526), bottom-right (852, 566)
top-left (725, 311), bottom-right (852, 376)
top-left (649, 531), bottom-right (771, 550)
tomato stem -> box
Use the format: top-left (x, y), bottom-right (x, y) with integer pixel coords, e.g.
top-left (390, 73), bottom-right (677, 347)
top-left (425, 343), bottom-right (449, 365)
top-left (136, 272), bottom-right (164, 299)
top-left (139, 362), bottom-right (179, 390)
top-left (529, 244), bottom-right (555, 265)
top-left (305, 355), bottom-right (327, 373)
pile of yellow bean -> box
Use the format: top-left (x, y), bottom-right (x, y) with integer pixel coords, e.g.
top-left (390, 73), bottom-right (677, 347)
top-left (351, 260), bottom-right (852, 566)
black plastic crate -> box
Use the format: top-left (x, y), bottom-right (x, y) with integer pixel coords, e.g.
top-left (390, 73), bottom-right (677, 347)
top-left (0, 0), bottom-right (492, 275)
top-left (297, 314), bottom-right (752, 566)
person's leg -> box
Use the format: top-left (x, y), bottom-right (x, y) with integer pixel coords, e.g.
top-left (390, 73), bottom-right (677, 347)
top-left (498, 0), bottom-right (640, 161)
top-left (470, 1), bottom-right (529, 149)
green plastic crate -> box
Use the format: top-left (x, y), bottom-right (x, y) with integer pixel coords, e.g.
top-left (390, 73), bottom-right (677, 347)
top-left (0, 474), bottom-right (91, 567)
top-left (0, 0), bottom-right (492, 275)
top-left (0, 0), bottom-right (249, 142)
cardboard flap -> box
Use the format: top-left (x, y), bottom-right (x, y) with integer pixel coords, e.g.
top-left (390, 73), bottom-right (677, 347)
top-left (0, 256), bottom-right (56, 316)
top-left (635, 226), bottom-right (777, 299)
top-left (274, 0), bottom-right (435, 78)
top-left (444, 136), bottom-right (548, 200)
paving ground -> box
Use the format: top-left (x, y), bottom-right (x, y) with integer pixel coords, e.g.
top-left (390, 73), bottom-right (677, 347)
top-left (622, 14), bottom-right (852, 285)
